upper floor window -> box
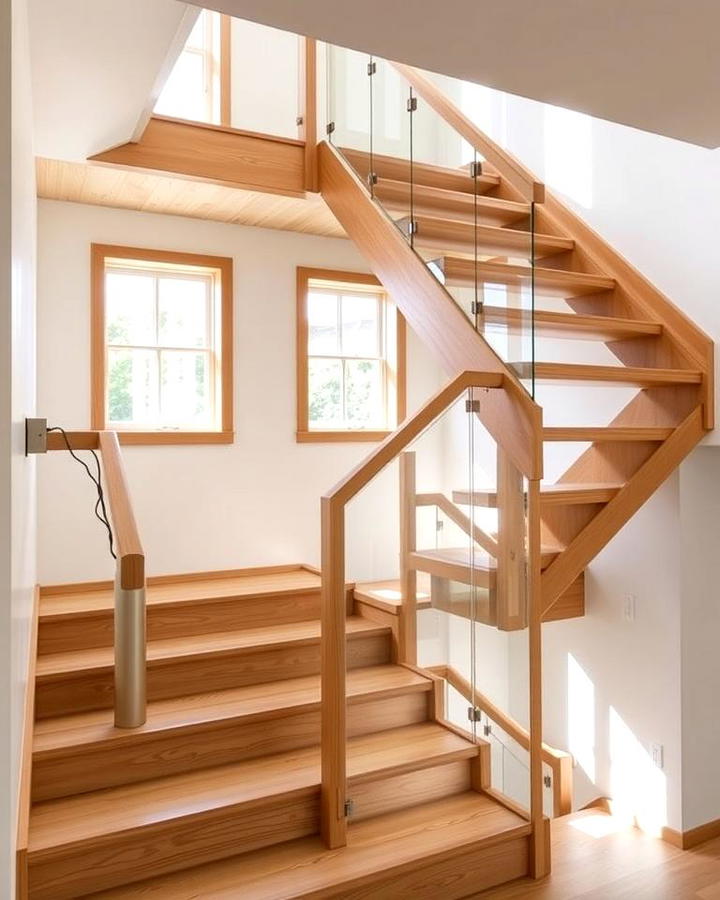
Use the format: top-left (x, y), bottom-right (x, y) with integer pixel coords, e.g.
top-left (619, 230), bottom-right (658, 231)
top-left (296, 267), bottom-right (406, 442)
top-left (154, 9), bottom-right (230, 125)
top-left (91, 245), bottom-right (233, 444)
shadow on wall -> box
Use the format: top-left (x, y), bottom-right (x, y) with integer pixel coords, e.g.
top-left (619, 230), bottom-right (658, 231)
top-left (568, 652), bottom-right (668, 836)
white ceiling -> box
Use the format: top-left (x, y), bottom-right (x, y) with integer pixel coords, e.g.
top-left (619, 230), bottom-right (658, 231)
top-left (198, 0), bottom-right (720, 148)
top-left (28, 0), bottom-right (194, 161)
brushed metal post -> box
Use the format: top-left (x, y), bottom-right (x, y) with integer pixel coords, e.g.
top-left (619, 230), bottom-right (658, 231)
top-left (114, 573), bottom-right (147, 728)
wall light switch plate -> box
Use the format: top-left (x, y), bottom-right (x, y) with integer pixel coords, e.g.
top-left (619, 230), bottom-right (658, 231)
top-left (623, 594), bottom-right (636, 622)
top-left (651, 743), bottom-right (664, 769)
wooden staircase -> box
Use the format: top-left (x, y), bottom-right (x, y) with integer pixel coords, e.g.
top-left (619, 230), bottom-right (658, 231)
top-left (22, 60), bottom-right (713, 900)
top-left (24, 566), bottom-right (530, 898)
top-left (321, 125), bottom-right (712, 624)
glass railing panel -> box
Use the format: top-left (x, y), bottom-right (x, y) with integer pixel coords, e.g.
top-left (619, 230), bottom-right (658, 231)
top-left (227, 18), bottom-right (300, 138)
top-left (328, 54), bottom-right (538, 396)
top-left (342, 383), bottom-right (531, 815)
top-left (325, 44), bottom-right (372, 185)
top-left (155, 10), bottom-right (302, 139)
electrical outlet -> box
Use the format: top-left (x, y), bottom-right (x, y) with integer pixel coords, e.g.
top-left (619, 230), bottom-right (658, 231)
top-left (623, 593), bottom-right (636, 622)
top-left (651, 742), bottom-right (664, 769)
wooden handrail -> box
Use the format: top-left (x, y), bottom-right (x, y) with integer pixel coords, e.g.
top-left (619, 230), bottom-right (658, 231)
top-left (391, 62), bottom-right (545, 204)
top-left (415, 492), bottom-right (499, 556)
top-left (47, 429), bottom-right (145, 590)
top-left (321, 368), bottom-right (542, 849)
top-left (325, 371), bottom-right (503, 507)
top-left (98, 432), bottom-right (145, 591)
top-left (45, 428), bottom-right (146, 727)
top-left (319, 142), bottom-right (544, 482)
top-left (430, 664), bottom-right (572, 817)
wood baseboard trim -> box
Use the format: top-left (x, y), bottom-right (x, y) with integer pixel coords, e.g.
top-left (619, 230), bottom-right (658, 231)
top-left (662, 818), bottom-right (720, 850)
top-left (584, 798), bottom-right (720, 851)
top-left (16, 587), bottom-right (39, 900)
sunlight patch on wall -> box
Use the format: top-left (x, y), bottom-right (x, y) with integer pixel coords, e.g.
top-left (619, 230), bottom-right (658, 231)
top-left (567, 653), bottom-right (596, 782)
top-left (544, 106), bottom-right (594, 209)
top-left (609, 706), bottom-right (667, 836)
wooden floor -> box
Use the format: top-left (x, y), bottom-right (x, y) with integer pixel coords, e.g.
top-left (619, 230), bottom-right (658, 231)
top-left (475, 810), bottom-right (720, 899)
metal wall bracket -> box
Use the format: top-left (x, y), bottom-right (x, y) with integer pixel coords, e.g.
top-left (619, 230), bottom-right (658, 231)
top-left (465, 399), bottom-right (481, 414)
top-left (544, 774), bottom-right (552, 789)
top-left (471, 301), bottom-right (484, 316)
top-left (25, 418), bottom-right (47, 456)
top-left (367, 61), bottom-right (376, 76)
top-left (344, 799), bottom-right (355, 818)
top-left (467, 706), bottom-right (482, 723)
top-left (436, 518), bottom-right (444, 531)
top-left (326, 121), bottom-right (336, 135)
top-left (407, 96), bottom-right (418, 112)
top-left (483, 722), bottom-right (492, 737)
top-left (367, 172), bottom-right (378, 187)
top-left (469, 160), bottom-right (483, 179)
top-left (406, 219), bottom-right (418, 236)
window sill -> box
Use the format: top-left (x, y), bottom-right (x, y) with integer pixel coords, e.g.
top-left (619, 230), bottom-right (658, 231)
top-left (113, 431), bottom-right (234, 446)
top-left (296, 430), bottom-right (391, 444)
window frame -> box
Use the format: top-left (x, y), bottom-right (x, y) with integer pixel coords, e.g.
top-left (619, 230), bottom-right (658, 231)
top-left (91, 244), bottom-right (234, 445)
top-left (154, 9), bottom-right (231, 127)
top-left (296, 266), bottom-right (406, 443)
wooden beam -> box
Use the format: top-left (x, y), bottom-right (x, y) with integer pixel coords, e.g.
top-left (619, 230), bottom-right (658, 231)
top-left (391, 63), bottom-right (545, 203)
top-left (320, 496), bottom-right (347, 849)
top-left (90, 117), bottom-right (306, 198)
top-left (527, 478), bottom-right (549, 877)
top-left (298, 37), bottom-right (318, 192)
top-left (46, 431), bottom-right (99, 451)
top-left (219, 16), bottom-right (232, 127)
top-left (495, 449), bottom-right (528, 631)
top-left (399, 453), bottom-right (418, 665)
top-left (319, 141), bottom-right (543, 480)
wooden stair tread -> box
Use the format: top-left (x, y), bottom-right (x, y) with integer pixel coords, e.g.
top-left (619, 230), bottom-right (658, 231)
top-left (482, 306), bottom-right (662, 341)
top-left (405, 213), bottom-right (574, 258)
top-left (354, 576), bottom-right (432, 614)
top-left (341, 146), bottom-right (500, 194)
top-left (39, 567), bottom-right (321, 618)
top-left (36, 616), bottom-right (385, 678)
top-left (410, 545), bottom-right (560, 573)
top-left (33, 665), bottom-right (431, 754)
top-left (376, 178), bottom-right (529, 225)
top-left (515, 362), bottom-right (703, 387)
top-left (543, 426), bottom-right (673, 442)
top-left (28, 723), bottom-right (477, 853)
top-left (440, 255), bottom-right (615, 297)
top-left (452, 482), bottom-right (623, 507)
top-left (85, 792), bottom-right (529, 899)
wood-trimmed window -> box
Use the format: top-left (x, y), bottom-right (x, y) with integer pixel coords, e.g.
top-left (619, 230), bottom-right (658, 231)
top-left (296, 267), bottom-right (406, 443)
top-left (91, 244), bottom-right (233, 445)
top-left (154, 9), bottom-right (231, 126)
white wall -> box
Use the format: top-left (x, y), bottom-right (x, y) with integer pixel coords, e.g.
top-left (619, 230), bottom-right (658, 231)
top-left (36, 200), bottom-right (442, 585)
top-left (229, 18), bottom-right (299, 138)
top-left (2, 0), bottom-right (37, 895)
top-left (462, 82), bottom-right (720, 833)
top-left (679, 447), bottom-right (720, 831)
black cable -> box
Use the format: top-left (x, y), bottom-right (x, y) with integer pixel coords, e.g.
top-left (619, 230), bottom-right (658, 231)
top-left (47, 427), bottom-right (116, 560)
